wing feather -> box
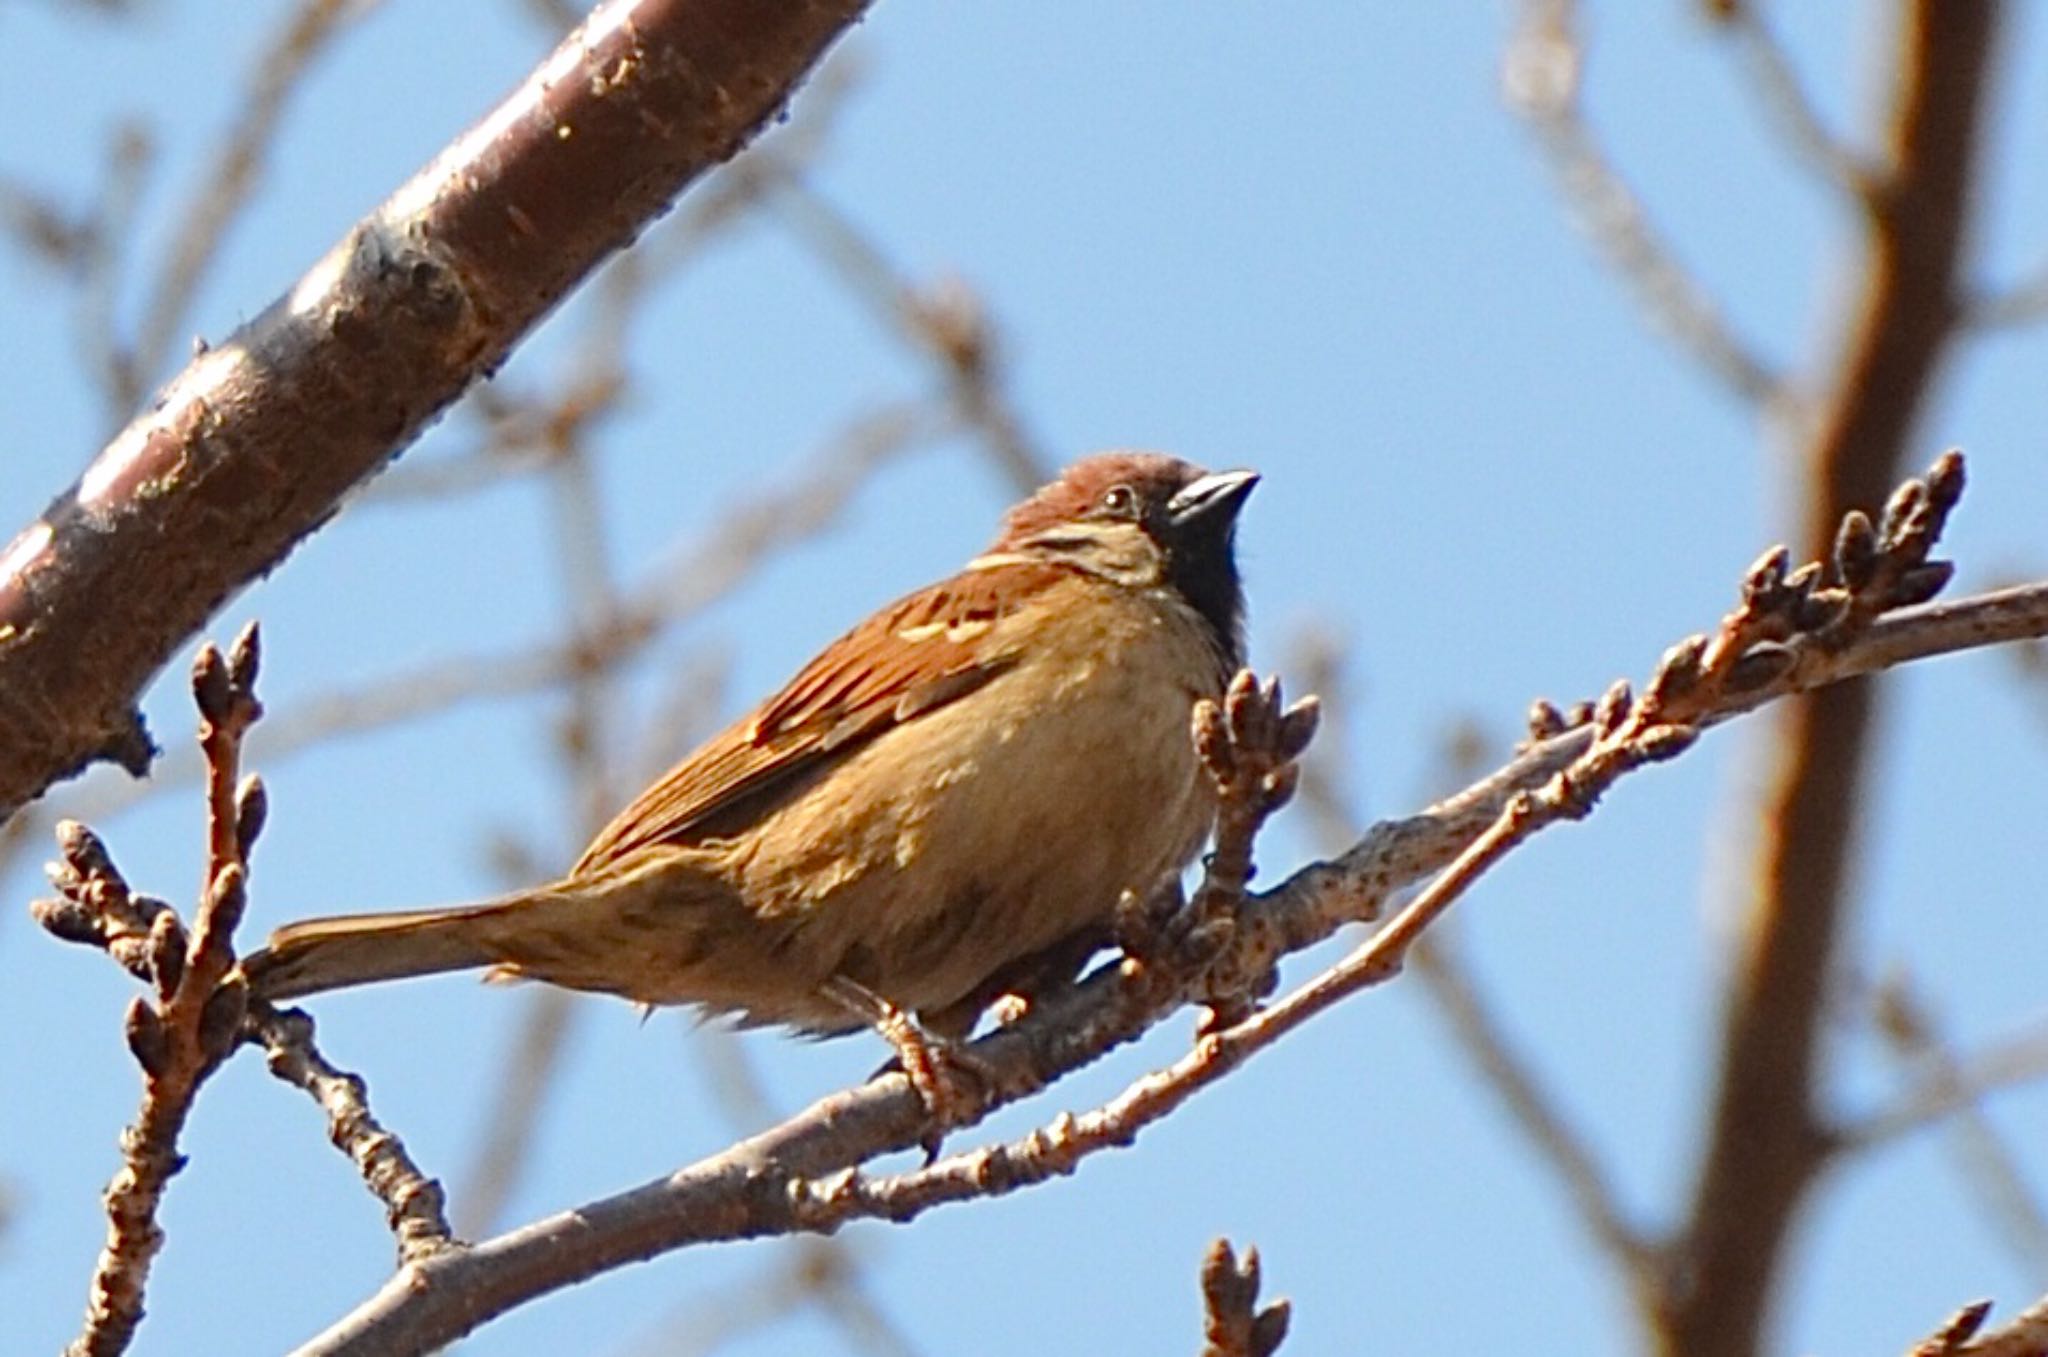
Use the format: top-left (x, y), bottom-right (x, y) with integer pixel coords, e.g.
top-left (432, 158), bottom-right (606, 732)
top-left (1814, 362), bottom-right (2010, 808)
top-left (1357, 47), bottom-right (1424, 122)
top-left (572, 561), bottom-right (1064, 872)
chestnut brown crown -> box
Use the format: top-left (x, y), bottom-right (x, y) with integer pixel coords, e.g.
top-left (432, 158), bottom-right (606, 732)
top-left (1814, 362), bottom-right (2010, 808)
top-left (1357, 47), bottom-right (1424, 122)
top-left (988, 452), bottom-right (1257, 662)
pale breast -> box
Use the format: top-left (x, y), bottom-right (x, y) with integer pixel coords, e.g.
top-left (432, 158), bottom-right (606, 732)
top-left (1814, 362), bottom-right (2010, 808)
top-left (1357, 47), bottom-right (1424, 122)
top-left (732, 577), bottom-right (1226, 1018)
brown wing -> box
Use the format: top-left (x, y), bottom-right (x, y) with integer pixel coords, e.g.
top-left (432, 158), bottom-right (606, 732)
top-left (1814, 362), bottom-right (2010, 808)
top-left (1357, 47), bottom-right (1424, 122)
top-left (572, 559), bottom-right (1067, 872)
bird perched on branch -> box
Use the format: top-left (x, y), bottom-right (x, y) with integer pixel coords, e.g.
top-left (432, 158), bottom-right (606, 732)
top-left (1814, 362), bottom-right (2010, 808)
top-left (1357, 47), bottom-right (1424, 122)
top-left (243, 452), bottom-right (1257, 1112)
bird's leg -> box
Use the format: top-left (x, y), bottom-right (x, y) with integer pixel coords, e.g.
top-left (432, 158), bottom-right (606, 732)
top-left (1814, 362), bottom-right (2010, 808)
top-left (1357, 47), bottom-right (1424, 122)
top-left (821, 975), bottom-right (991, 1135)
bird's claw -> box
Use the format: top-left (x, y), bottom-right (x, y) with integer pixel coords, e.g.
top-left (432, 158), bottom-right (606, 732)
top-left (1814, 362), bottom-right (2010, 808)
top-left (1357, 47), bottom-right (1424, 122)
top-left (826, 975), bottom-right (992, 1155)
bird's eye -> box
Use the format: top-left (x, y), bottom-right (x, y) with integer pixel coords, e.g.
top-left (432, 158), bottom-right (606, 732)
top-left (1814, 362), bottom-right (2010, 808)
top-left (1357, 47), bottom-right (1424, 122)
top-left (1099, 484), bottom-right (1138, 518)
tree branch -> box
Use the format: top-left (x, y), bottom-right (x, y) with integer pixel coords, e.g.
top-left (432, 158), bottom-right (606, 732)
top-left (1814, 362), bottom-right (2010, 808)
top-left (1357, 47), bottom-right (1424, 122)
top-left (1907, 1296), bottom-right (2048, 1357)
top-left (253, 1004), bottom-right (454, 1265)
top-left (34, 629), bottom-right (273, 1357)
top-left (1198, 1240), bottom-right (1290, 1357)
top-left (120, 0), bottom-right (377, 418)
top-left (1713, 0), bottom-right (1878, 199)
top-left (0, 0), bottom-right (870, 821)
top-left (1505, 0), bottom-right (1786, 410)
top-left (1867, 976), bottom-right (2048, 1275)
top-left (1670, 8), bottom-right (2004, 1355)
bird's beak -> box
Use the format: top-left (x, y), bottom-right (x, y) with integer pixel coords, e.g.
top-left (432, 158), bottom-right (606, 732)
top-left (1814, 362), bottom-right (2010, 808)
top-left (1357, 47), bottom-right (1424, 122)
top-left (1167, 468), bottom-right (1260, 533)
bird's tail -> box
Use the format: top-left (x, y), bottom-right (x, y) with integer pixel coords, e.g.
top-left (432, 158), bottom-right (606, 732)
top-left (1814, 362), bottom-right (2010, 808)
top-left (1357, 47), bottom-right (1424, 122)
top-left (241, 900), bottom-right (520, 1002)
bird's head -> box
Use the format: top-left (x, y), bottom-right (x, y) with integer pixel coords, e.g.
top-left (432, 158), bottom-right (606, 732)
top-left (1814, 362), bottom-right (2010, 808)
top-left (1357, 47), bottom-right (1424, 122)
top-left (987, 452), bottom-right (1258, 659)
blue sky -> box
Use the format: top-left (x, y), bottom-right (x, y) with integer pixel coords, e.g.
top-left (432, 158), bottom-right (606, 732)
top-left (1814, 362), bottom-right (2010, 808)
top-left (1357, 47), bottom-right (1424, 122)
top-left (4, 3), bottom-right (2047, 1354)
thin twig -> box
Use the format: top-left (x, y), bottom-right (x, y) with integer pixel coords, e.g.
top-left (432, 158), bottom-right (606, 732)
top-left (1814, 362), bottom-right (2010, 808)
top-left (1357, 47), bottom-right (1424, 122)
top-left (1409, 942), bottom-right (1662, 1282)
top-left (34, 626), bottom-right (269, 1357)
top-left (1716, 1), bottom-right (1877, 198)
top-left (1961, 265), bottom-right (2048, 331)
top-left (451, 352), bottom-right (627, 1239)
top-left (1504, 0), bottom-right (1785, 410)
top-left (75, 125), bottom-right (154, 419)
top-left (252, 1003), bottom-right (455, 1263)
top-left (629, 402), bottom-right (950, 618)
top-left (1864, 976), bottom-right (2048, 1277)
top-left (125, 0), bottom-right (381, 414)
top-left (0, 172), bottom-right (101, 271)
top-left (455, 989), bottom-right (580, 1239)
top-left (1842, 1024), bottom-right (2048, 1149)
top-left (1199, 1240), bottom-right (1291, 1357)
top-left (758, 171), bottom-right (1049, 493)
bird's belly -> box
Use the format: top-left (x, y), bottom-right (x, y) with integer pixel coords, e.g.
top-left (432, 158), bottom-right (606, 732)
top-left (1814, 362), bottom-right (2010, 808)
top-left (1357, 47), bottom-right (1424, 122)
top-left (735, 647), bottom-right (1218, 1018)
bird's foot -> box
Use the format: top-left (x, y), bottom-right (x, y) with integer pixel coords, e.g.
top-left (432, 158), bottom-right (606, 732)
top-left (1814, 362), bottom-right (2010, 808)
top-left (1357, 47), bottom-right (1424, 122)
top-left (823, 977), bottom-right (992, 1153)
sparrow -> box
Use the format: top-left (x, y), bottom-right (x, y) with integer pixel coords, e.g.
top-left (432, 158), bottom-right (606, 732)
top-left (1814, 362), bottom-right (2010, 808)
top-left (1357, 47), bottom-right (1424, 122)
top-left (243, 452), bottom-right (1256, 1108)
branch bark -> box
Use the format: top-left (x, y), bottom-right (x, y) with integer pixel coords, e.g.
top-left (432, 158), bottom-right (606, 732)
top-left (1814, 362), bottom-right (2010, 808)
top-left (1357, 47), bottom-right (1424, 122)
top-left (0, 0), bottom-right (870, 821)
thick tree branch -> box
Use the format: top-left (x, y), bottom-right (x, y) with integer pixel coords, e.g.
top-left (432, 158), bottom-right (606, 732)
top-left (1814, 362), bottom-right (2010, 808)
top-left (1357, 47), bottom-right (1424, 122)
top-left (0, 0), bottom-right (870, 821)
top-left (1669, 8), bottom-right (2003, 1357)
